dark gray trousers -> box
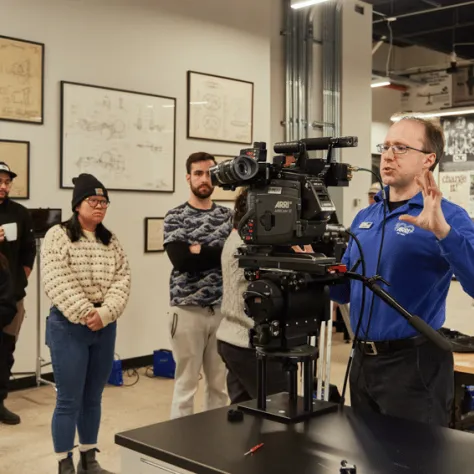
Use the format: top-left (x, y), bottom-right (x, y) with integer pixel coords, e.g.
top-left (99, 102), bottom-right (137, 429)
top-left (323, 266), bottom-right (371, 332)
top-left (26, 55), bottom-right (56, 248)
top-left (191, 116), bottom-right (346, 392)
top-left (350, 340), bottom-right (454, 427)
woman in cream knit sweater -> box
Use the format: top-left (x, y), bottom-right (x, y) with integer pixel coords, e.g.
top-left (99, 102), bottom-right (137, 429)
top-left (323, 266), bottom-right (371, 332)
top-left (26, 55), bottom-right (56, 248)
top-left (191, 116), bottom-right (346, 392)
top-left (217, 188), bottom-right (287, 404)
top-left (41, 174), bottom-right (131, 474)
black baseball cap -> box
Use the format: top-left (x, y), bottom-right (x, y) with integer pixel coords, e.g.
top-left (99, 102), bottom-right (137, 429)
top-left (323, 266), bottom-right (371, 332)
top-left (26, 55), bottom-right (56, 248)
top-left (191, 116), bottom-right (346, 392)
top-left (0, 162), bottom-right (17, 180)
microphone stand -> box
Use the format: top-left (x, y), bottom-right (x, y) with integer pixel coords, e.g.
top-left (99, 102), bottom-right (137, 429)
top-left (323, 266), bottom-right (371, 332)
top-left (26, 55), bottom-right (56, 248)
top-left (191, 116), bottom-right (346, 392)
top-left (344, 271), bottom-right (452, 353)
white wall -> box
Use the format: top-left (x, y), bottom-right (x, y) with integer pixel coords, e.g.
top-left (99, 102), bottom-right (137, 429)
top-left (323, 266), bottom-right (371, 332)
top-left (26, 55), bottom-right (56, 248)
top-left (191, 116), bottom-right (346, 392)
top-left (338, 0), bottom-right (373, 227)
top-left (371, 87), bottom-right (402, 153)
top-left (0, 0), bottom-right (279, 373)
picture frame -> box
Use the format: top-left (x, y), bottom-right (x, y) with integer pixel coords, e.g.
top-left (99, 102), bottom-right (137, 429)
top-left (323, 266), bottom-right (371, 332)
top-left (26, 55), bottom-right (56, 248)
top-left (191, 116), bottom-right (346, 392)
top-left (60, 81), bottom-right (176, 193)
top-left (187, 71), bottom-right (254, 145)
top-left (0, 139), bottom-right (30, 199)
top-left (0, 35), bottom-right (45, 124)
top-left (212, 155), bottom-right (241, 202)
top-left (144, 217), bottom-right (165, 253)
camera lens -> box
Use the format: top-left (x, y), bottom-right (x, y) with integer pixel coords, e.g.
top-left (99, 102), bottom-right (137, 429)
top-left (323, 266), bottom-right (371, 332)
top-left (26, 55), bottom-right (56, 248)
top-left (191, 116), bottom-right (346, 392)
top-left (210, 155), bottom-right (258, 186)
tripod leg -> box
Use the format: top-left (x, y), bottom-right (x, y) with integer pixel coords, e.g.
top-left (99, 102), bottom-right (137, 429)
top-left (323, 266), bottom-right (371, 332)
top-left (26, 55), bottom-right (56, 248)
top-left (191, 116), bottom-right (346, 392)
top-left (257, 353), bottom-right (267, 410)
top-left (303, 357), bottom-right (313, 412)
top-left (36, 239), bottom-right (41, 387)
top-left (288, 362), bottom-right (298, 401)
top-left (316, 321), bottom-right (326, 400)
top-left (325, 313), bottom-right (333, 402)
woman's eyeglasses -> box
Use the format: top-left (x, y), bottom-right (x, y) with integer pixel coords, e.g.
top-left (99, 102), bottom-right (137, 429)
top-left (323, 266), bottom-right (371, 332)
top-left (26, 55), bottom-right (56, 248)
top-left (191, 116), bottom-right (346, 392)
top-left (86, 198), bottom-right (110, 209)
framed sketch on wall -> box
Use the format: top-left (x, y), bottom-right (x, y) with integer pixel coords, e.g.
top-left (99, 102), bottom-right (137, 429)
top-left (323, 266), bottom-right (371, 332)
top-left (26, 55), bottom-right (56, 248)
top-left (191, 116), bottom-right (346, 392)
top-left (211, 155), bottom-right (241, 202)
top-left (60, 81), bottom-right (176, 193)
top-left (0, 139), bottom-right (30, 199)
top-left (187, 71), bottom-right (254, 145)
top-left (0, 35), bottom-right (44, 124)
top-left (145, 217), bottom-right (165, 253)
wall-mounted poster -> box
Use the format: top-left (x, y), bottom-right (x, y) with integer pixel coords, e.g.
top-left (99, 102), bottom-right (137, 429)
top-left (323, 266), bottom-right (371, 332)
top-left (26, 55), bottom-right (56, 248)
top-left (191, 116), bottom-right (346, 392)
top-left (401, 70), bottom-right (452, 113)
top-left (0, 35), bottom-right (44, 124)
top-left (439, 171), bottom-right (470, 214)
top-left (144, 217), bottom-right (165, 253)
top-left (187, 71), bottom-right (254, 145)
top-left (61, 81), bottom-right (176, 193)
top-left (0, 139), bottom-right (30, 199)
top-left (439, 114), bottom-right (474, 173)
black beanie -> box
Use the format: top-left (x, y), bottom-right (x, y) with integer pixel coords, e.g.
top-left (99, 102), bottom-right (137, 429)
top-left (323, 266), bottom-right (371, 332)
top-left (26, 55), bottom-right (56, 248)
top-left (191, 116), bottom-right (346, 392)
top-left (71, 174), bottom-right (109, 211)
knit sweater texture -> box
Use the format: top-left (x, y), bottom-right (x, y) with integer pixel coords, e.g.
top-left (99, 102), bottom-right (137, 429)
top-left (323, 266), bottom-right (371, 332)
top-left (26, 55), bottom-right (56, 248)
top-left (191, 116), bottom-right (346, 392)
top-left (216, 230), bottom-right (253, 348)
top-left (41, 224), bottom-right (131, 327)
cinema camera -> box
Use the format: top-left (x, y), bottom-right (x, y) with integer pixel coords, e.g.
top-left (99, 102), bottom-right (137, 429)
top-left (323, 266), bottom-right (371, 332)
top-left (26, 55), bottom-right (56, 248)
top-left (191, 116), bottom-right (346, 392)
top-left (210, 138), bottom-right (451, 424)
top-left (210, 137), bottom-right (355, 352)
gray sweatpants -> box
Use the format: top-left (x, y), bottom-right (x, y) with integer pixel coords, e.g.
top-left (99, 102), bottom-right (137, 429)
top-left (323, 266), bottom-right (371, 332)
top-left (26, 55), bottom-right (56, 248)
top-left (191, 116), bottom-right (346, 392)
top-left (168, 305), bottom-right (228, 419)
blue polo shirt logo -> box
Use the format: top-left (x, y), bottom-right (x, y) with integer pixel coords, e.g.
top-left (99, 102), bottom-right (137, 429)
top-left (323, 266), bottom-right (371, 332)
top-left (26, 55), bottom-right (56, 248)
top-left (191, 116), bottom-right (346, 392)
top-left (395, 222), bottom-right (415, 236)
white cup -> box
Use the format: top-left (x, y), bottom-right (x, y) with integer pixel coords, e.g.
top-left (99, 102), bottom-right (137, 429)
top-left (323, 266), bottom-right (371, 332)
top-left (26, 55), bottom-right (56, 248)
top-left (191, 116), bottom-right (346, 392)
top-left (2, 223), bottom-right (17, 242)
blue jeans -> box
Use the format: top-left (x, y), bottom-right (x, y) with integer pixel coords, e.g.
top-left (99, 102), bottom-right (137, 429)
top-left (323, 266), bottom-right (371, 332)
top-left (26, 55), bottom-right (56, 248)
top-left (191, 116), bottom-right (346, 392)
top-left (46, 307), bottom-right (116, 453)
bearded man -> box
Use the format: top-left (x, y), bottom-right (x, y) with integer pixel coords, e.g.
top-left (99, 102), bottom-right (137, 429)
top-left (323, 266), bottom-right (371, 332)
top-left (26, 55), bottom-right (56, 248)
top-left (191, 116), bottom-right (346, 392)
top-left (164, 152), bottom-right (232, 418)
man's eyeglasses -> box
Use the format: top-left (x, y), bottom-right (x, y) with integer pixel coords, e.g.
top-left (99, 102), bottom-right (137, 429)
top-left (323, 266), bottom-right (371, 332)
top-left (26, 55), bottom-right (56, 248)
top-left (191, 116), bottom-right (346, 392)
top-left (86, 198), bottom-right (110, 209)
top-left (376, 144), bottom-right (432, 155)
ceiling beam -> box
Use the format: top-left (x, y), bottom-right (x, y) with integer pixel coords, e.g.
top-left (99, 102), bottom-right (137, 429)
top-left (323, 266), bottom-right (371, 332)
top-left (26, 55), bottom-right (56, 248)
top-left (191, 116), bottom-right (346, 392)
top-left (395, 21), bottom-right (474, 40)
top-left (373, 0), bottom-right (474, 24)
top-left (372, 30), bottom-right (473, 59)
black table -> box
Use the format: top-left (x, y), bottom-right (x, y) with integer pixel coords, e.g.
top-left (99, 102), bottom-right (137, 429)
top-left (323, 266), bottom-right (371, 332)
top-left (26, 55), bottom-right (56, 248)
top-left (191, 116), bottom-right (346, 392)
top-left (115, 405), bottom-right (474, 474)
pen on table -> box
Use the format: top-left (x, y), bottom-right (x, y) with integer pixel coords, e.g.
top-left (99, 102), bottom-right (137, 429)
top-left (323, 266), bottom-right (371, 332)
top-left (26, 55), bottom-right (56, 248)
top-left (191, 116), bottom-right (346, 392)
top-left (244, 443), bottom-right (264, 456)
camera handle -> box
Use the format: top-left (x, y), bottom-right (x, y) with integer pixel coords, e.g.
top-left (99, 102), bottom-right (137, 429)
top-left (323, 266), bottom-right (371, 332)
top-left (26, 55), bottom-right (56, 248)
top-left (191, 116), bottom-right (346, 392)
top-left (344, 272), bottom-right (452, 353)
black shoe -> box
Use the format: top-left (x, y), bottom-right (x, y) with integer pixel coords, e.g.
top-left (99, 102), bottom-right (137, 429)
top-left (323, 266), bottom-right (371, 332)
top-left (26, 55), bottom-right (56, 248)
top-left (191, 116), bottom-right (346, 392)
top-left (77, 449), bottom-right (114, 474)
top-left (58, 454), bottom-right (76, 474)
top-left (0, 403), bottom-right (20, 425)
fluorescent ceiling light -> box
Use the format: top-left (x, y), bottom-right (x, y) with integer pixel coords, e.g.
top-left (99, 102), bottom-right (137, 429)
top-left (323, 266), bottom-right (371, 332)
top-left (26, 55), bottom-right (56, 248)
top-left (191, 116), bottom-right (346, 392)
top-left (291, 0), bottom-right (329, 9)
top-left (391, 107), bottom-right (474, 121)
top-left (371, 81), bottom-right (391, 88)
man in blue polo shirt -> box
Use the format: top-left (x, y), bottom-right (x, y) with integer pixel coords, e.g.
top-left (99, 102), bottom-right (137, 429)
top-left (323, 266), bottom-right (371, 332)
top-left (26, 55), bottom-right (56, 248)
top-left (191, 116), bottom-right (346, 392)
top-left (331, 116), bottom-right (474, 426)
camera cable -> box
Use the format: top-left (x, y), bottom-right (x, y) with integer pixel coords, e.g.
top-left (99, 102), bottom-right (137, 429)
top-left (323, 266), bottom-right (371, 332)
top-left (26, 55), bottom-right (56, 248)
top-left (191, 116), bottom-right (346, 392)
top-left (339, 169), bottom-right (387, 406)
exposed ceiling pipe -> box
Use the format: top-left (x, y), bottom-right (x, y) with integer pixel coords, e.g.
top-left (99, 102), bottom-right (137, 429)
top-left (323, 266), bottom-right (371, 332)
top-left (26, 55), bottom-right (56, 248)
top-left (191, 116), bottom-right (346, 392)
top-left (306, 7), bottom-right (315, 139)
top-left (284, 0), bottom-right (291, 141)
top-left (388, 62), bottom-right (474, 77)
top-left (396, 20), bottom-right (474, 40)
top-left (372, 38), bottom-right (386, 55)
top-left (372, 69), bottom-right (427, 84)
top-left (373, 0), bottom-right (474, 24)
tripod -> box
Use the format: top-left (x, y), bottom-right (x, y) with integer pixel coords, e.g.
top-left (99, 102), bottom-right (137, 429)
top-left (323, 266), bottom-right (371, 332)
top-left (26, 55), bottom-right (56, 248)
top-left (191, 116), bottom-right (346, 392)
top-left (33, 237), bottom-right (55, 388)
top-left (10, 238), bottom-right (55, 389)
top-left (238, 344), bottom-right (338, 423)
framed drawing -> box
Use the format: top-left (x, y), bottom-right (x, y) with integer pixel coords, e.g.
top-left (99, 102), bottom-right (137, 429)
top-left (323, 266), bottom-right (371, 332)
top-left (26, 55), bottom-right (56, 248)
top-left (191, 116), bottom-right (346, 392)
top-left (60, 81), bottom-right (176, 193)
top-left (145, 217), bottom-right (165, 253)
top-left (0, 35), bottom-right (44, 124)
top-left (212, 155), bottom-right (240, 202)
top-left (187, 71), bottom-right (254, 145)
top-left (0, 139), bottom-right (30, 199)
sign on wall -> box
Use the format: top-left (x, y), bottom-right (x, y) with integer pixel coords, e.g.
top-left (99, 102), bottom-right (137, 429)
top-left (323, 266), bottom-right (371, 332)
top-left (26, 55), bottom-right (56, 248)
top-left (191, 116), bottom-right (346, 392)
top-left (439, 171), bottom-right (471, 214)
top-left (401, 71), bottom-right (452, 112)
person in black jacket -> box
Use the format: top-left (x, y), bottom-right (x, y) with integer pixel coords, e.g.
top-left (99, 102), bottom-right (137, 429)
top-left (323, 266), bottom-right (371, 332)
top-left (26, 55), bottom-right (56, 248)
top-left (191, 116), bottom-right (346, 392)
top-left (0, 162), bottom-right (36, 425)
top-left (0, 253), bottom-right (18, 332)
